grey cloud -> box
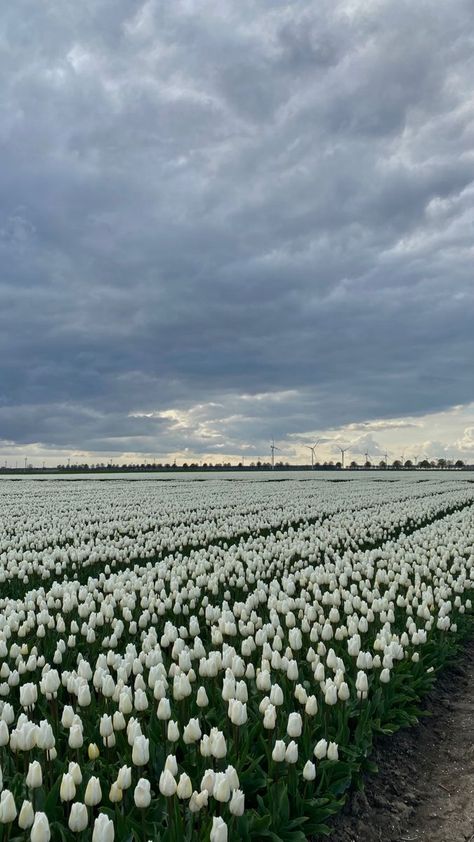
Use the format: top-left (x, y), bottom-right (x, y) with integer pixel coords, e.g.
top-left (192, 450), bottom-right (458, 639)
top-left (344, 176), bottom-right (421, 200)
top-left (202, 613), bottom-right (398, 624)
top-left (0, 0), bottom-right (473, 458)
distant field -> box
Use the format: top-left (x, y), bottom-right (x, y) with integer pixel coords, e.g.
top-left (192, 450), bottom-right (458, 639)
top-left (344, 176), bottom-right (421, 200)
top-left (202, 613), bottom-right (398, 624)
top-left (0, 475), bottom-right (472, 840)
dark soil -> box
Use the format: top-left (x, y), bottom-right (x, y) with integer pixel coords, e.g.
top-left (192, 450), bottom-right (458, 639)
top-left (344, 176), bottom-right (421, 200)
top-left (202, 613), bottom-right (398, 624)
top-left (326, 638), bottom-right (474, 842)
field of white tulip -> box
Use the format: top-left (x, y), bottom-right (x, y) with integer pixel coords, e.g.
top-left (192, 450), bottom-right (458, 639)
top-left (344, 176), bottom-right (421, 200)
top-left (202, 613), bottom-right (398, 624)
top-left (0, 474), bottom-right (473, 842)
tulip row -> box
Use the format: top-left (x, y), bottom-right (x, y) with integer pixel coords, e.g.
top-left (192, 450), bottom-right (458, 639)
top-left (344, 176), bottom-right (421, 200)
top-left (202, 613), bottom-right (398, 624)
top-left (0, 475), bottom-right (472, 840)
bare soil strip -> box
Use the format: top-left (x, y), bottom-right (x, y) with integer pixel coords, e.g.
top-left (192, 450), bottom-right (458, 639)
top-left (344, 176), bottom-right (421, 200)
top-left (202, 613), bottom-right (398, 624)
top-left (327, 638), bottom-right (474, 842)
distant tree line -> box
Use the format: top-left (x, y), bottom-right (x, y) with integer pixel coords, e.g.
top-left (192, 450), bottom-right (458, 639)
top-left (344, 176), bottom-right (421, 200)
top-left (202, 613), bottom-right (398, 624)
top-left (0, 458), bottom-right (470, 474)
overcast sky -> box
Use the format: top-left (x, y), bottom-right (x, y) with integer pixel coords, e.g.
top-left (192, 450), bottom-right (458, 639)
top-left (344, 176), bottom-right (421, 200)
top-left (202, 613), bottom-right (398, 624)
top-left (1, 0), bottom-right (474, 466)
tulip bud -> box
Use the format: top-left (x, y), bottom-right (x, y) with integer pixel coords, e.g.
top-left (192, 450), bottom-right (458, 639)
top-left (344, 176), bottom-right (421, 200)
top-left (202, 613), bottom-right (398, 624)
top-left (314, 739), bottom-right (328, 760)
top-left (210, 816), bottom-right (228, 842)
top-left (338, 682), bottom-right (350, 701)
top-left (229, 788), bottom-right (245, 816)
top-left (0, 722), bottom-right (9, 747)
top-left (263, 704), bottom-right (276, 730)
top-left (84, 776), bottom-right (102, 806)
top-left (92, 813), bottom-right (114, 842)
top-left (61, 706), bottom-right (75, 728)
top-left (132, 735), bottom-right (149, 766)
top-left (225, 765), bottom-right (239, 790)
top-left (134, 779), bottom-right (151, 808)
top-left (287, 712), bottom-right (302, 738)
top-left (88, 743), bottom-right (100, 760)
top-left (200, 769), bottom-right (215, 795)
top-left (109, 782), bottom-right (123, 804)
top-left (303, 760), bottom-right (316, 781)
top-left (228, 699), bottom-right (247, 726)
top-left (117, 766), bottom-right (132, 790)
top-left (183, 718), bottom-right (201, 744)
top-left (196, 687), bottom-right (209, 707)
top-left (68, 803), bottom-right (89, 833)
top-left (0, 790), bottom-right (16, 823)
top-left (327, 741), bottom-right (339, 761)
top-left (305, 695), bottom-right (318, 716)
top-left (324, 678), bottom-right (338, 706)
top-left (177, 773), bottom-right (193, 800)
top-left (355, 671), bottom-right (368, 695)
top-left (68, 762), bottom-right (82, 786)
top-left (157, 698), bottom-right (171, 721)
top-left (18, 800), bottom-right (34, 830)
top-left (167, 720), bottom-right (180, 742)
top-left (189, 789), bottom-right (208, 812)
top-left (60, 773), bottom-right (76, 802)
top-left (272, 740), bottom-right (286, 762)
top-left (26, 761), bottom-right (43, 789)
top-left (211, 731), bottom-right (227, 759)
top-left (159, 770), bottom-right (177, 797)
top-left (99, 715), bottom-right (113, 738)
top-left (165, 755), bottom-right (178, 776)
top-left (112, 711), bottom-right (126, 732)
top-left (285, 741), bottom-right (298, 764)
top-left (213, 773), bottom-right (230, 803)
top-left (30, 812), bottom-right (51, 842)
top-left (69, 725), bottom-right (84, 750)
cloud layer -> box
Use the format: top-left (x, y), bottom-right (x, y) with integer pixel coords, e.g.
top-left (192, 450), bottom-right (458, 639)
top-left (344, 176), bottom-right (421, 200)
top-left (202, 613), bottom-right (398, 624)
top-left (1, 0), bottom-right (473, 462)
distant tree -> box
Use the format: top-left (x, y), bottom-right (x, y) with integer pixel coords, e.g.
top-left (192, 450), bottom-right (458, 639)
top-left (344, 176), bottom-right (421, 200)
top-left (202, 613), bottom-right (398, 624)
top-left (364, 460), bottom-right (371, 468)
top-left (418, 459), bottom-right (430, 468)
top-left (350, 460), bottom-right (358, 468)
top-left (379, 460), bottom-right (386, 468)
top-left (455, 459), bottom-right (465, 468)
top-left (335, 461), bottom-right (342, 469)
top-left (437, 458), bottom-right (447, 469)
top-left (392, 459), bottom-right (402, 468)
top-left (404, 460), bottom-right (413, 468)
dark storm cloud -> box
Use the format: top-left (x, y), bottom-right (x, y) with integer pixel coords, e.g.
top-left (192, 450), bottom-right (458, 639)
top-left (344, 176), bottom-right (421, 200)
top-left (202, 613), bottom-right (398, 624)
top-left (1, 0), bottom-right (474, 457)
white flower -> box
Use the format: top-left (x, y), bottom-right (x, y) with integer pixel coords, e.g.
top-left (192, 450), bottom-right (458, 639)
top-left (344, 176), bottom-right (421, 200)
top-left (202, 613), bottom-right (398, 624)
top-left (285, 741), bottom-right (298, 764)
top-left (263, 704), bottom-right (276, 730)
top-left (0, 790), bottom-right (16, 823)
top-left (92, 813), bottom-right (114, 842)
top-left (177, 773), bottom-right (193, 800)
top-left (134, 778), bottom-right (151, 808)
top-left (272, 740), bottom-right (286, 762)
top-left (287, 712), bottom-right (302, 738)
top-left (18, 800), bottom-right (34, 830)
top-left (303, 760), bottom-right (316, 781)
top-left (314, 739), bottom-right (328, 760)
top-left (132, 735), bottom-right (149, 766)
top-left (229, 789), bottom-right (245, 816)
top-left (109, 782), bottom-right (123, 803)
top-left (84, 776), bottom-right (102, 806)
top-left (117, 766), bottom-right (132, 790)
top-left (183, 718), bottom-right (201, 744)
top-left (60, 773), bottom-right (76, 802)
top-left (26, 761), bottom-right (43, 789)
top-left (327, 741), bottom-right (339, 761)
top-left (68, 803), bottom-right (89, 833)
top-left (159, 769), bottom-right (177, 797)
top-left (210, 816), bottom-right (228, 842)
top-left (30, 812), bottom-right (51, 842)
top-left (213, 773), bottom-right (231, 803)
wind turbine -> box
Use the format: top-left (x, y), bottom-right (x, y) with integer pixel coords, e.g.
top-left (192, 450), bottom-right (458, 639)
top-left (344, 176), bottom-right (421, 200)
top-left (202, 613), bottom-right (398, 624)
top-left (270, 438), bottom-right (281, 470)
top-left (304, 439), bottom-right (320, 470)
top-left (364, 449), bottom-right (370, 466)
top-left (339, 445), bottom-right (350, 469)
